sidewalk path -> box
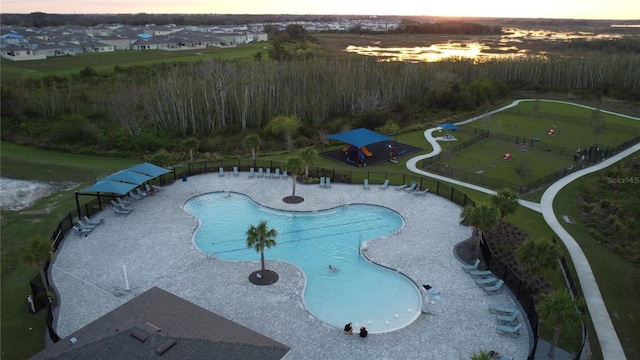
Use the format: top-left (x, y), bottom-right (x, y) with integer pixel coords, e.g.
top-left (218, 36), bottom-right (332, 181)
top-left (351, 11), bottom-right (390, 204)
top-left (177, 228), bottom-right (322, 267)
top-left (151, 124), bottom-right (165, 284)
top-left (405, 99), bottom-right (639, 360)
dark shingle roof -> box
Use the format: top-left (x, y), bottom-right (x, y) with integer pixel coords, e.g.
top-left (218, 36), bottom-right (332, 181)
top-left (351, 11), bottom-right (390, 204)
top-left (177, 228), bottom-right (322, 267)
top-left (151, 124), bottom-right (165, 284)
top-left (29, 287), bottom-right (290, 360)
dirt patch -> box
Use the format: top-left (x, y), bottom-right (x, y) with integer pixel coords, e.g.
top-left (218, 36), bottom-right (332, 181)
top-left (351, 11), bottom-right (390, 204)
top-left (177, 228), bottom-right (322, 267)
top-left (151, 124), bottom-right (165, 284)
top-left (0, 177), bottom-right (75, 211)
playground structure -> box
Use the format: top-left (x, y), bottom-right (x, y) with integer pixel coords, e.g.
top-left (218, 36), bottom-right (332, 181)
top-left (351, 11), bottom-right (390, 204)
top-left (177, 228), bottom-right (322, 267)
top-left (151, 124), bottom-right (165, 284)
top-left (342, 144), bottom-right (372, 166)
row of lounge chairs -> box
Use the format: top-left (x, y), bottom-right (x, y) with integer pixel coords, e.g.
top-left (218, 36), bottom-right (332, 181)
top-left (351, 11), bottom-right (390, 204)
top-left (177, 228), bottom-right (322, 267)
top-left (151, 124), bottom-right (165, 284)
top-left (361, 179), bottom-right (428, 195)
top-left (462, 259), bottom-right (505, 295)
top-left (246, 167), bottom-right (289, 179)
top-left (109, 183), bottom-right (162, 216)
top-left (72, 216), bottom-right (105, 236)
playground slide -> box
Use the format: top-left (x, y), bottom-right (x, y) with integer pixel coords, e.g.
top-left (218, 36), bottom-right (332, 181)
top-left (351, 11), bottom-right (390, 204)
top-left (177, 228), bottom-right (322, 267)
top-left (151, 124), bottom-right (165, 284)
top-left (361, 146), bottom-right (372, 157)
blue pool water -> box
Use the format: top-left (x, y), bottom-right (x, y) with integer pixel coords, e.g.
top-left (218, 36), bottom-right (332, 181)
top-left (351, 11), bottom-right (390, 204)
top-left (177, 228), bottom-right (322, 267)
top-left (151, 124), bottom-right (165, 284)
top-left (185, 192), bottom-right (422, 333)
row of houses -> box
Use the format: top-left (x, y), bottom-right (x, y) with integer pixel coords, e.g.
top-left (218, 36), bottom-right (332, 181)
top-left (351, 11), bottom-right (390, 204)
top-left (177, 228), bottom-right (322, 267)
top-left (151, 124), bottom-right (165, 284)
top-left (0, 17), bottom-right (400, 61)
top-left (0, 23), bottom-right (269, 61)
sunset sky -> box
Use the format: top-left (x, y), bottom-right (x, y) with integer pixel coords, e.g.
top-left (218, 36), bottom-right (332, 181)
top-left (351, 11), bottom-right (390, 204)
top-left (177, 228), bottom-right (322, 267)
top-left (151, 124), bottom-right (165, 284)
top-left (1, 0), bottom-right (639, 20)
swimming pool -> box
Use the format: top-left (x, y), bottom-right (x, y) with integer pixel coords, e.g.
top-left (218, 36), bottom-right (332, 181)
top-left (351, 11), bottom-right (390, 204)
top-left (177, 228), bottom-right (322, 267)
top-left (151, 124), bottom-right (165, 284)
top-left (185, 192), bottom-right (422, 333)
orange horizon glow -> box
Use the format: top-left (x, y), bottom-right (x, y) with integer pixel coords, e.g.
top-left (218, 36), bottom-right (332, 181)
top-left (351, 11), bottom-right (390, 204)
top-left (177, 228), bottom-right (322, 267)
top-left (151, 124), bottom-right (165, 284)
top-left (1, 0), bottom-right (639, 20)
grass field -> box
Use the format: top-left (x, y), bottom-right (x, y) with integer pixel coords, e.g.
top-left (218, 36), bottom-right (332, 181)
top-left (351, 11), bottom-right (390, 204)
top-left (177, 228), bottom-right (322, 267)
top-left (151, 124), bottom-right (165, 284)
top-left (0, 43), bottom-right (270, 84)
top-left (0, 142), bottom-right (140, 360)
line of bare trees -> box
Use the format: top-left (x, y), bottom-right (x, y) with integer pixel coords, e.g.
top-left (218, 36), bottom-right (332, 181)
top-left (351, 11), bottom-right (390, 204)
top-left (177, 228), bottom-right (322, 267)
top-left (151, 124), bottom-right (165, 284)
top-left (3, 53), bottom-right (639, 139)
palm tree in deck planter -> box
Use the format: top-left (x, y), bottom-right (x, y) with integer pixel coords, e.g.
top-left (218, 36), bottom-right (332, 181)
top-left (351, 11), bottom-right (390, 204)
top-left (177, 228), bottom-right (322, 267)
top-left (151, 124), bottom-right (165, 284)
top-left (518, 237), bottom-right (562, 277)
top-left (284, 155), bottom-right (305, 203)
top-left (537, 290), bottom-right (583, 358)
top-left (246, 220), bottom-right (278, 284)
top-left (490, 188), bottom-right (519, 237)
top-left (23, 237), bottom-right (54, 304)
top-left (460, 203), bottom-right (498, 258)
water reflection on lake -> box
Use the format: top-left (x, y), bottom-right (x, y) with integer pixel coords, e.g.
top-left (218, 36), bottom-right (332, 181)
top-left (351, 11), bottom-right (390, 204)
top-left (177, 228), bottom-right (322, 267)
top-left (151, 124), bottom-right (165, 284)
top-left (345, 27), bottom-right (626, 62)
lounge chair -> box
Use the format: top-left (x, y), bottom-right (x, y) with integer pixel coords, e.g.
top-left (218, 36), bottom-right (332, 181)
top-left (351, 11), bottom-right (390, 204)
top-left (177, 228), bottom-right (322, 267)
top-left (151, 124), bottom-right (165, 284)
top-left (219, 167), bottom-right (225, 177)
top-left (111, 200), bottom-right (134, 211)
top-left (233, 166), bottom-right (239, 177)
top-left (363, 179), bottom-right (370, 190)
top-left (496, 310), bottom-right (520, 326)
top-left (274, 168), bottom-right (281, 179)
top-left (136, 188), bottom-right (148, 197)
top-left (266, 168), bottom-right (271, 178)
top-left (404, 182), bottom-right (418, 192)
top-left (83, 216), bottom-right (104, 226)
top-left (462, 259), bottom-right (480, 272)
top-left (415, 188), bottom-right (429, 196)
top-left (77, 220), bottom-right (97, 229)
top-left (282, 170), bottom-right (288, 179)
top-left (325, 178), bottom-right (332, 188)
top-left (379, 179), bottom-right (389, 190)
top-left (114, 207), bottom-right (133, 216)
top-left (117, 196), bottom-right (131, 205)
top-left (72, 225), bottom-right (92, 236)
top-left (144, 184), bottom-right (155, 195)
top-left (484, 279), bottom-right (505, 295)
top-left (257, 168), bottom-right (264, 178)
top-left (489, 304), bottom-right (517, 315)
top-left (475, 276), bottom-right (498, 287)
top-left (469, 269), bottom-right (493, 278)
top-left (151, 184), bottom-right (163, 192)
top-left (128, 191), bottom-right (142, 200)
top-left (319, 177), bottom-right (326, 188)
top-left (395, 184), bottom-right (408, 191)
top-left (248, 168), bottom-right (255, 178)
top-left (496, 322), bottom-right (522, 337)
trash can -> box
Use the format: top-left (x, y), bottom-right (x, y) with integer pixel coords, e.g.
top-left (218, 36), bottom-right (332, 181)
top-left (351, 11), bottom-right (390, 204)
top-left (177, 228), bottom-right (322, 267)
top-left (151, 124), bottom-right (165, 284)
top-left (182, 174), bottom-right (187, 182)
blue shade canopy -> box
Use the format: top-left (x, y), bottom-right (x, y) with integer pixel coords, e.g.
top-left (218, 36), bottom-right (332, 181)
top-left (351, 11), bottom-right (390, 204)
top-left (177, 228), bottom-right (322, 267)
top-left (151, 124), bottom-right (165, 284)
top-left (127, 162), bottom-right (171, 178)
top-left (325, 128), bottom-right (391, 148)
top-left (100, 170), bottom-right (153, 185)
top-left (80, 180), bottom-right (137, 195)
top-left (438, 123), bottom-right (459, 131)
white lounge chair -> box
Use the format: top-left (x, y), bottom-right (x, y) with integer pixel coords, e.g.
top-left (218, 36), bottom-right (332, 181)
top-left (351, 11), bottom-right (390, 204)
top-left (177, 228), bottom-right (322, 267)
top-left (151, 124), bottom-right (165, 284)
top-left (248, 168), bottom-right (255, 178)
top-left (484, 279), bottom-right (505, 295)
top-left (496, 310), bottom-right (520, 326)
top-left (257, 168), bottom-right (264, 178)
top-left (379, 179), bottom-right (389, 190)
top-left (135, 188), bottom-right (148, 197)
top-left (83, 216), bottom-right (104, 226)
top-left (489, 304), bottom-right (517, 315)
top-left (415, 188), bottom-right (429, 196)
top-left (363, 179), bottom-right (370, 190)
top-left (282, 170), bottom-right (288, 179)
top-left (496, 322), bottom-right (522, 337)
top-left (77, 219), bottom-right (97, 230)
top-left (151, 184), bottom-right (164, 192)
top-left (274, 168), bottom-right (281, 179)
top-left (325, 178), bottom-right (332, 188)
top-left (266, 168), bottom-right (271, 178)
top-left (404, 182), bottom-right (418, 192)
top-left (395, 184), bottom-right (408, 191)
top-left (462, 259), bottom-right (480, 272)
top-left (469, 269), bottom-right (493, 278)
top-left (219, 167), bottom-right (225, 177)
top-left (475, 276), bottom-right (498, 287)
top-left (233, 166), bottom-right (239, 177)
top-left (319, 177), bottom-right (326, 188)
top-left (128, 191), bottom-right (142, 200)
top-left (72, 225), bottom-right (92, 236)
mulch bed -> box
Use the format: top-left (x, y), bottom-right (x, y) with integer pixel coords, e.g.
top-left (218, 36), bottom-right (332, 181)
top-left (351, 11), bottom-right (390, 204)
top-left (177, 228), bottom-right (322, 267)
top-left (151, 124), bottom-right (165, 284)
top-left (248, 269), bottom-right (279, 285)
top-left (283, 196), bottom-right (304, 204)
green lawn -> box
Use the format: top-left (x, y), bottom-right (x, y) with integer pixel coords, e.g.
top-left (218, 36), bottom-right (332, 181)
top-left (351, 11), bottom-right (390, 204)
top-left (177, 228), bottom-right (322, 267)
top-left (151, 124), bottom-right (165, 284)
top-left (0, 142), bottom-right (140, 360)
top-left (0, 43), bottom-right (270, 84)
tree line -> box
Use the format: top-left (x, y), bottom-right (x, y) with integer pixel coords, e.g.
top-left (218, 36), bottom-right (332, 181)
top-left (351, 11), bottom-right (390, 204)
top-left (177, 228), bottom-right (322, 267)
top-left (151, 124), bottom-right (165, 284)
top-left (1, 52), bottom-right (639, 156)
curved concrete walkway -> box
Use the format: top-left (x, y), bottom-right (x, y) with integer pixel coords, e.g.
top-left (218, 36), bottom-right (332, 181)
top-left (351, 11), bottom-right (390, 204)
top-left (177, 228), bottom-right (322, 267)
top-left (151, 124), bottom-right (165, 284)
top-left (405, 99), bottom-right (639, 360)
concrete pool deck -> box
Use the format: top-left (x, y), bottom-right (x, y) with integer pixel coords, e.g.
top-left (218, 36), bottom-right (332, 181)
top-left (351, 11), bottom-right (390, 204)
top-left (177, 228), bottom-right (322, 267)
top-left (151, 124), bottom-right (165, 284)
top-left (50, 173), bottom-right (531, 359)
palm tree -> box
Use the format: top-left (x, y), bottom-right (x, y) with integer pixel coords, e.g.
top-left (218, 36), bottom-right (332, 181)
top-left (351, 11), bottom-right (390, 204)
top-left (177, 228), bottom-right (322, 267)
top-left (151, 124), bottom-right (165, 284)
top-left (297, 146), bottom-right (318, 178)
top-left (518, 237), bottom-right (562, 276)
top-left (469, 350), bottom-right (494, 360)
top-left (23, 237), bottom-right (54, 295)
top-left (285, 156), bottom-right (305, 200)
top-left (490, 188), bottom-right (519, 235)
top-left (538, 290), bottom-right (583, 358)
top-left (246, 221), bottom-right (278, 278)
top-left (243, 134), bottom-right (262, 161)
top-left (460, 203), bottom-right (498, 257)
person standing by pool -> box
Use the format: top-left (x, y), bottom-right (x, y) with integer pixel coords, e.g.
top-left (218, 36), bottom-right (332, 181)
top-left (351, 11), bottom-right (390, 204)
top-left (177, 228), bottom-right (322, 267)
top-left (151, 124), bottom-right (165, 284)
top-left (359, 326), bottom-right (368, 338)
top-left (343, 322), bottom-right (353, 334)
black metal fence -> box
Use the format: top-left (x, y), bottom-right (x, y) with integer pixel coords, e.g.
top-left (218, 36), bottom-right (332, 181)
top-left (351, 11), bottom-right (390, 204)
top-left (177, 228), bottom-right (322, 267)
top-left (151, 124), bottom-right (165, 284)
top-left (421, 131), bottom-right (640, 195)
top-left (32, 161), bottom-right (592, 360)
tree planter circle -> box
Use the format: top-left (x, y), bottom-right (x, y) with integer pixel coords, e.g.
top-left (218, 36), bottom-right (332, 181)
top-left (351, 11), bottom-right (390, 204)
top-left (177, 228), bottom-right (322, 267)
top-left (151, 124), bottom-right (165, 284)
top-left (249, 269), bottom-right (279, 285)
top-left (283, 196), bottom-right (304, 204)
